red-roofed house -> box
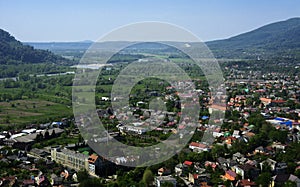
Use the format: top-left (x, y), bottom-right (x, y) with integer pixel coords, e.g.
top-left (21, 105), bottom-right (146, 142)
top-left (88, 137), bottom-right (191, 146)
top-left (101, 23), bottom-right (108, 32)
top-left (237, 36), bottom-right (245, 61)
top-left (183, 161), bottom-right (193, 167)
top-left (189, 142), bottom-right (209, 152)
top-left (88, 154), bottom-right (100, 175)
top-left (260, 97), bottom-right (271, 105)
top-left (224, 170), bottom-right (237, 181)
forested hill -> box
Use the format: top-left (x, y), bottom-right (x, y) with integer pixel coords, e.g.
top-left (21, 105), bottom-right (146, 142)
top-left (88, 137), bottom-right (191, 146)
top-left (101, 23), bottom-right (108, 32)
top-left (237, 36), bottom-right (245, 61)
top-left (206, 17), bottom-right (300, 59)
top-left (0, 29), bottom-right (70, 65)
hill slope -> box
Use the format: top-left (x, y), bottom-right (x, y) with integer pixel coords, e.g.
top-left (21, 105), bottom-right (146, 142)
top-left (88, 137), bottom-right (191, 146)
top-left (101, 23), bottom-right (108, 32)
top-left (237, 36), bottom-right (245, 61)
top-left (0, 29), bottom-right (69, 65)
top-left (206, 18), bottom-right (300, 58)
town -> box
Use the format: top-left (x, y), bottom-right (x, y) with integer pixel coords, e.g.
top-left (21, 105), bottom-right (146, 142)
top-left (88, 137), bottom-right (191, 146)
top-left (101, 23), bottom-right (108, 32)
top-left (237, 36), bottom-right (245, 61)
top-left (0, 57), bottom-right (299, 186)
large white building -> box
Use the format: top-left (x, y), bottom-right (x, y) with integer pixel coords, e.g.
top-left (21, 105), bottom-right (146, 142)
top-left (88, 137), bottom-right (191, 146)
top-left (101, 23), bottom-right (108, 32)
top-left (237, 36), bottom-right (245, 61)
top-left (51, 147), bottom-right (89, 171)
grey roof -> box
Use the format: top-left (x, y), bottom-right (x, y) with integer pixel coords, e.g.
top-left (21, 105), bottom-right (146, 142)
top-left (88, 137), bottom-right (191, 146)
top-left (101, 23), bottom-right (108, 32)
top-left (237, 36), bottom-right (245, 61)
top-left (59, 148), bottom-right (89, 160)
top-left (13, 128), bottom-right (64, 143)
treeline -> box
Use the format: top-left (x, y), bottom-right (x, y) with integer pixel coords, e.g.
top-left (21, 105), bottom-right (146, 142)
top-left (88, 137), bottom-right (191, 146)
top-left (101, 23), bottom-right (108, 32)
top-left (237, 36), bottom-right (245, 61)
top-left (223, 59), bottom-right (300, 75)
top-left (0, 64), bottom-right (73, 78)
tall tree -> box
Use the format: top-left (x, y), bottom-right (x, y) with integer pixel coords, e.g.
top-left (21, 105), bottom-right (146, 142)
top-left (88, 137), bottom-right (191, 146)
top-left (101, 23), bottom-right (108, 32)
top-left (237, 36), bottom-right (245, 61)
top-left (142, 169), bottom-right (154, 187)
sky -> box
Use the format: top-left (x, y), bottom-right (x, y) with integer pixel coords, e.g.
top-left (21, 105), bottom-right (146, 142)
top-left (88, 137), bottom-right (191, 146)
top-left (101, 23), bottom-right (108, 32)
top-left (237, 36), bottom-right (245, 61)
top-left (0, 0), bottom-right (300, 42)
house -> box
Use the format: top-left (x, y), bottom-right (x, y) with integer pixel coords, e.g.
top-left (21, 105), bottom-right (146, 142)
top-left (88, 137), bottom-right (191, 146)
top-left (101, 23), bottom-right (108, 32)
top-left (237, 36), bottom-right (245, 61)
top-left (88, 154), bottom-right (114, 176)
top-left (232, 152), bottom-right (245, 163)
top-left (188, 173), bottom-right (199, 185)
top-left (40, 123), bottom-right (51, 129)
top-left (194, 174), bottom-right (211, 186)
top-left (235, 164), bottom-right (260, 180)
top-left (118, 125), bottom-right (149, 135)
top-left (11, 135), bottom-right (35, 150)
top-left (271, 142), bottom-right (287, 151)
top-left (0, 176), bottom-right (17, 187)
top-left (11, 128), bottom-right (64, 150)
top-left (22, 179), bottom-right (36, 187)
top-left (97, 109), bottom-right (109, 118)
top-left (274, 162), bottom-right (288, 175)
top-left (50, 174), bottom-right (63, 187)
top-left (260, 158), bottom-right (277, 171)
top-left (243, 132), bottom-right (256, 140)
top-left (271, 174), bottom-right (300, 187)
top-left (271, 99), bottom-right (286, 107)
top-left (217, 157), bottom-right (228, 170)
top-left (189, 142), bottom-right (209, 152)
top-left (260, 97), bottom-right (272, 106)
top-left (175, 163), bottom-right (183, 175)
top-left (205, 161), bottom-right (218, 170)
top-left (209, 104), bottom-right (227, 114)
top-left (254, 146), bottom-right (265, 154)
top-left (88, 154), bottom-right (99, 175)
top-left (245, 160), bottom-right (257, 167)
top-left (155, 175), bottom-right (177, 187)
top-left (51, 121), bottom-right (65, 128)
top-left (233, 130), bottom-right (240, 138)
top-left (35, 175), bottom-right (51, 187)
top-left (101, 96), bottom-right (110, 101)
top-left (30, 148), bottom-right (49, 159)
top-left (224, 170), bottom-right (237, 181)
top-left (158, 167), bottom-right (171, 176)
top-left (236, 179), bottom-right (256, 187)
top-left (183, 160), bottom-right (193, 167)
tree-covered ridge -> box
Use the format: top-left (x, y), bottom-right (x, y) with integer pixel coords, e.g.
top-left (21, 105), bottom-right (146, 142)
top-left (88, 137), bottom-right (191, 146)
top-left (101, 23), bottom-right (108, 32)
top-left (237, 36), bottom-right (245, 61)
top-left (0, 29), bottom-right (71, 65)
top-left (206, 17), bottom-right (300, 58)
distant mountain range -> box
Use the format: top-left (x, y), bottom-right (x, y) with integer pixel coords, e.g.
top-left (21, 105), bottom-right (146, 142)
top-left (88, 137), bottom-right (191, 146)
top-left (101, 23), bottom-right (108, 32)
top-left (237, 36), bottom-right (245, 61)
top-left (26, 18), bottom-right (300, 60)
top-left (0, 29), bottom-right (69, 65)
top-left (2, 17), bottom-right (300, 63)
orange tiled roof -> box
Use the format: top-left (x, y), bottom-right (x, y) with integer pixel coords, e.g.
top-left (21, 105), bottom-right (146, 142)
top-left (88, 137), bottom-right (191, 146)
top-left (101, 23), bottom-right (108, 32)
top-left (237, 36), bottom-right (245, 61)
top-left (260, 97), bottom-right (271, 103)
top-left (210, 104), bottom-right (227, 111)
top-left (88, 154), bottom-right (99, 164)
top-left (190, 142), bottom-right (207, 148)
top-left (183, 161), bottom-right (193, 166)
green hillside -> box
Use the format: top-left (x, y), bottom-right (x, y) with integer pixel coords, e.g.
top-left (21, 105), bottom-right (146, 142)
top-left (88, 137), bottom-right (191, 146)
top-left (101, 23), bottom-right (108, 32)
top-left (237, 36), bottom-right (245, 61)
top-left (0, 29), bottom-right (70, 65)
top-left (206, 18), bottom-right (300, 58)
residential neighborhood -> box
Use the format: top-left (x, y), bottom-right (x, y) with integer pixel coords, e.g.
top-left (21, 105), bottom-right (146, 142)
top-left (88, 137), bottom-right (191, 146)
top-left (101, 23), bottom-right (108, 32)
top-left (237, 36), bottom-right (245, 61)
top-left (0, 63), bottom-right (299, 186)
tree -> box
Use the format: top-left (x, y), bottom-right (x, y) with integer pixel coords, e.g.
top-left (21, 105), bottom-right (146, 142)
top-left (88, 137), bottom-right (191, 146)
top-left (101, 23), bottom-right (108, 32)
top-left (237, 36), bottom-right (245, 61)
top-left (295, 168), bottom-right (300, 179)
top-left (256, 172), bottom-right (271, 187)
top-left (35, 132), bottom-right (43, 141)
top-left (77, 169), bottom-right (89, 183)
top-left (79, 178), bottom-right (104, 187)
top-left (142, 169), bottom-right (154, 187)
top-left (161, 181), bottom-right (174, 187)
top-left (44, 130), bottom-right (50, 140)
top-left (51, 129), bottom-right (56, 138)
top-left (211, 144), bottom-right (227, 159)
top-left (284, 181), bottom-right (297, 187)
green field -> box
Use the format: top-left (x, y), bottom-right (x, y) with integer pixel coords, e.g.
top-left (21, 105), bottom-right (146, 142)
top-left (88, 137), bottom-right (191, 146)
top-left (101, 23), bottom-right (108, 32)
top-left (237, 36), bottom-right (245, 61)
top-left (0, 99), bottom-right (72, 129)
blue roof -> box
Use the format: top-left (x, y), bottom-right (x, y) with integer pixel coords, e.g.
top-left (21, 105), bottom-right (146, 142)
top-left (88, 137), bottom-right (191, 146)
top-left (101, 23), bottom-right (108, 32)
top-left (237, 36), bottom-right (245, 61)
top-left (275, 117), bottom-right (285, 121)
top-left (202, 116), bottom-right (209, 120)
top-left (280, 121), bottom-right (292, 127)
